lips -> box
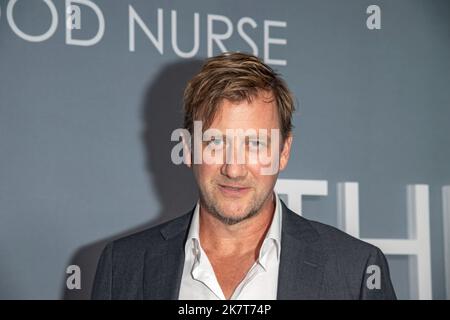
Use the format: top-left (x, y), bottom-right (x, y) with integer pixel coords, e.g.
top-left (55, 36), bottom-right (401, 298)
top-left (218, 184), bottom-right (250, 196)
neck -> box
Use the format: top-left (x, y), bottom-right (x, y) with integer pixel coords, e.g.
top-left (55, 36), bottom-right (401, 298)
top-left (199, 193), bottom-right (276, 257)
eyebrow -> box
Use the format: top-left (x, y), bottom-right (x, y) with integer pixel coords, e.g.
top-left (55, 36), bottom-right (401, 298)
top-left (204, 132), bottom-right (273, 143)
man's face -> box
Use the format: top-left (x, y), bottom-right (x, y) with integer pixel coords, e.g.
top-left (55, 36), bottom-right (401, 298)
top-left (187, 91), bottom-right (292, 225)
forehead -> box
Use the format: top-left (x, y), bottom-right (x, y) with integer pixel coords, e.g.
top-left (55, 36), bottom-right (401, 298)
top-left (209, 93), bottom-right (280, 131)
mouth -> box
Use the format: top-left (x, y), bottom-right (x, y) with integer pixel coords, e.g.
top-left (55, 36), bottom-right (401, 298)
top-left (218, 184), bottom-right (251, 197)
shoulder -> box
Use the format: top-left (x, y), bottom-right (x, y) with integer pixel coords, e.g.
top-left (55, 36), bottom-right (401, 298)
top-left (106, 210), bottom-right (193, 258)
top-left (308, 218), bottom-right (378, 254)
top-left (310, 219), bottom-right (386, 277)
top-left (91, 211), bottom-right (193, 299)
top-left (283, 205), bottom-right (382, 262)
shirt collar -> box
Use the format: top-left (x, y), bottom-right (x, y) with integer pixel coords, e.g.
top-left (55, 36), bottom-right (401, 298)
top-left (185, 192), bottom-right (282, 264)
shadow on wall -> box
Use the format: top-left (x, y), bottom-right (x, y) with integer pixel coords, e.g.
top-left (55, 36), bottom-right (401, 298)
top-left (61, 59), bottom-right (203, 299)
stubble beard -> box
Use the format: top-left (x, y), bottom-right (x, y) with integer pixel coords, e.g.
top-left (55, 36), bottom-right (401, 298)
top-left (199, 185), bottom-right (273, 226)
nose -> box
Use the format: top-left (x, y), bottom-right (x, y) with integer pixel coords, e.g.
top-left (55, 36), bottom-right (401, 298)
top-left (221, 162), bottom-right (248, 179)
top-left (220, 139), bottom-right (248, 179)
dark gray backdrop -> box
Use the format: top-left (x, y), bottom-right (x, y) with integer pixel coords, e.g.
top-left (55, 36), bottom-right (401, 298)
top-left (0, 0), bottom-right (449, 299)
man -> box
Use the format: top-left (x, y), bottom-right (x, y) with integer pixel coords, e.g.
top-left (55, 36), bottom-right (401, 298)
top-left (91, 52), bottom-right (396, 300)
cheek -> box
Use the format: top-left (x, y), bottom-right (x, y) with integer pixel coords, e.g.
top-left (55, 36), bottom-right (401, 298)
top-left (193, 164), bottom-right (220, 184)
top-left (246, 164), bottom-right (276, 185)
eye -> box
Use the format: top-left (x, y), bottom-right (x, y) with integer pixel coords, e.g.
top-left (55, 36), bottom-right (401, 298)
top-left (248, 140), bottom-right (266, 147)
top-left (209, 137), bottom-right (224, 146)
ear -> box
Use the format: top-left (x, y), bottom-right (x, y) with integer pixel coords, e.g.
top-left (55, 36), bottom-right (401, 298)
top-left (182, 131), bottom-right (192, 168)
top-left (279, 134), bottom-right (293, 171)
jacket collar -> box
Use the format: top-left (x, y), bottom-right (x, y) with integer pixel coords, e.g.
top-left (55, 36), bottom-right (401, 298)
top-left (143, 199), bottom-right (327, 299)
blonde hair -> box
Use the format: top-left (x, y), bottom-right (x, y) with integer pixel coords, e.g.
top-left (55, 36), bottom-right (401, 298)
top-left (183, 52), bottom-right (295, 141)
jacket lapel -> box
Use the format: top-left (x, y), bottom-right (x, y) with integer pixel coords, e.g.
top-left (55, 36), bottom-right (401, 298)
top-left (143, 210), bottom-right (193, 300)
top-left (142, 201), bottom-right (327, 299)
top-left (277, 201), bottom-right (327, 299)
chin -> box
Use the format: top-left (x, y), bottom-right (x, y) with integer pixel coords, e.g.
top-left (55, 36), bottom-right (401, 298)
top-left (222, 211), bottom-right (248, 220)
top-left (218, 200), bottom-right (247, 213)
top-left (219, 203), bottom-right (255, 219)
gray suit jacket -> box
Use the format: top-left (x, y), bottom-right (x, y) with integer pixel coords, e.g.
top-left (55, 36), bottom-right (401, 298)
top-left (91, 200), bottom-right (396, 299)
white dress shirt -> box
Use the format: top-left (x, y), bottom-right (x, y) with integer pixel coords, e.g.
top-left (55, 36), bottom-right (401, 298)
top-left (178, 193), bottom-right (282, 300)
